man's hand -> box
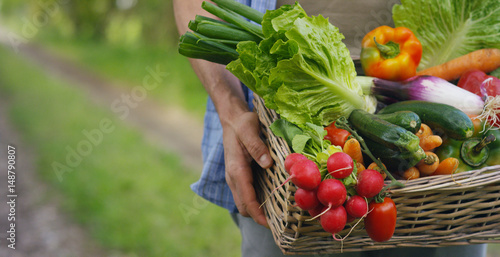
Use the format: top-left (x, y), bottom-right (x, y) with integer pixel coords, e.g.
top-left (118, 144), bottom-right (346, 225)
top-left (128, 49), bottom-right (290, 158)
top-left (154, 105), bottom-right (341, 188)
top-left (222, 111), bottom-right (273, 227)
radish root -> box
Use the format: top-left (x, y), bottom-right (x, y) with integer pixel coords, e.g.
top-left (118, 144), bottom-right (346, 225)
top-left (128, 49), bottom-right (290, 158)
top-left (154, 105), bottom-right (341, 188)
top-left (331, 203), bottom-right (372, 253)
top-left (478, 95), bottom-right (500, 132)
top-left (305, 204), bottom-right (331, 221)
top-left (259, 176), bottom-right (293, 208)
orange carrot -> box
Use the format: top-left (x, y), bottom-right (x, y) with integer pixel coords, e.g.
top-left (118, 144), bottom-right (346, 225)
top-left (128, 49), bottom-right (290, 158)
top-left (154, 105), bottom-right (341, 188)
top-left (432, 157), bottom-right (459, 176)
top-left (343, 138), bottom-right (363, 166)
top-left (416, 123), bottom-right (432, 140)
top-left (468, 114), bottom-right (483, 137)
top-left (420, 135), bottom-right (443, 151)
top-left (356, 162), bottom-right (366, 174)
top-left (402, 167), bottom-right (420, 180)
top-left (416, 48), bottom-right (500, 81)
top-left (367, 162), bottom-right (387, 180)
top-left (416, 152), bottom-right (440, 176)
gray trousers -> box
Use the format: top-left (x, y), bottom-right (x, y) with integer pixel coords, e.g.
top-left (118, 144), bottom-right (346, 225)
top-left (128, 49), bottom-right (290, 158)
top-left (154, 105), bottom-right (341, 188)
top-left (231, 213), bottom-right (487, 257)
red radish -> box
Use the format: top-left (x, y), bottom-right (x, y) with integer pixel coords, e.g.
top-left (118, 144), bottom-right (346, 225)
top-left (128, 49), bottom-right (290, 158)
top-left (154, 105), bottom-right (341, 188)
top-left (307, 179), bottom-right (347, 221)
top-left (346, 213), bottom-right (356, 224)
top-left (294, 188), bottom-right (320, 211)
top-left (317, 179), bottom-right (347, 208)
top-left (327, 152), bottom-right (354, 179)
top-left (284, 153), bottom-right (308, 174)
top-left (356, 169), bottom-right (385, 198)
top-left (260, 159), bottom-right (321, 208)
top-left (345, 195), bottom-right (368, 218)
top-left (289, 159), bottom-right (322, 190)
top-left (308, 205), bottom-right (325, 217)
top-left (320, 205), bottom-right (347, 234)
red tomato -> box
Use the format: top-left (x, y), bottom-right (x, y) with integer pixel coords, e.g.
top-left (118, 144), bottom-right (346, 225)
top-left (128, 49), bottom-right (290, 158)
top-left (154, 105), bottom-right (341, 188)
top-left (364, 197), bottom-right (397, 242)
top-left (324, 123), bottom-right (351, 148)
top-left (458, 69), bottom-right (500, 97)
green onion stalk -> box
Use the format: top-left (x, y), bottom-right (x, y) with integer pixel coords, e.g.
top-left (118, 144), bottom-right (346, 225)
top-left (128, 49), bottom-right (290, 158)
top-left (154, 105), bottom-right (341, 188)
top-left (178, 0), bottom-right (265, 64)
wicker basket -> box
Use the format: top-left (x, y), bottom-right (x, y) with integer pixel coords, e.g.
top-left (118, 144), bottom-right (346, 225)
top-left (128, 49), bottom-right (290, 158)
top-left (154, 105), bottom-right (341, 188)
top-left (253, 94), bottom-right (500, 255)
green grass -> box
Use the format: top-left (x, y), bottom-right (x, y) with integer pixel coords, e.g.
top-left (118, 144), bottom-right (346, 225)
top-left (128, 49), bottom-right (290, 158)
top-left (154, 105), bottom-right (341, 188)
top-left (38, 35), bottom-right (208, 120)
top-left (0, 46), bottom-right (240, 256)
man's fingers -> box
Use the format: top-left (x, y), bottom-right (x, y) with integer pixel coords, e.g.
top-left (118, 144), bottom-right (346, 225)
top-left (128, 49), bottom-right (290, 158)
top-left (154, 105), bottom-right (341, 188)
top-left (236, 113), bottom-right (273, 169)
top-left (227, 165), bottom-right (268, 226)
top-left (239, 184), bottom-right (268, 227)
top-left (226, 173), bottom-right (248, 216)
top-left (229, 165), bottom-right (268, 227)
top-left (224, 138), bottom-right (268, 227)
top-left (223, 112), bottom-right (271, 228)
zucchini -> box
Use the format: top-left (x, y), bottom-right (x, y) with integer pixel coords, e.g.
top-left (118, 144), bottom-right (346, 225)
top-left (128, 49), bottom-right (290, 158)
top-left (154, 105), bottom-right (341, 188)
top-left (376, 111), bottom-right (421, 134)
top-left (377, 100), bottom-right (474, 140)
top-left (364, 138), bottom-right (426, 172)
top-left (348, 109), bottom-right (421, 154)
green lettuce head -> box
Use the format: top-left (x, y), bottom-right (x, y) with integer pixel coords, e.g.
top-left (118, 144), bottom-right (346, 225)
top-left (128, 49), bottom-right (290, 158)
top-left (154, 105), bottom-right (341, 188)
top-left (227, 3), bottom-right (376, 126)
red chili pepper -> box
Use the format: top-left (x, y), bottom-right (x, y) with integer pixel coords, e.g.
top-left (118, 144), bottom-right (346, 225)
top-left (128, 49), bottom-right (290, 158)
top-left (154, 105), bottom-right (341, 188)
top-left (360, 26), bottom-right (422, 81)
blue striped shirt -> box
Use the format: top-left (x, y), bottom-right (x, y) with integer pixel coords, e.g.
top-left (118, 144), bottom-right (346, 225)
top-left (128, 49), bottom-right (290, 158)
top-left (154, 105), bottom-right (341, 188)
top-left (191, 0), bottom-right (277, 212)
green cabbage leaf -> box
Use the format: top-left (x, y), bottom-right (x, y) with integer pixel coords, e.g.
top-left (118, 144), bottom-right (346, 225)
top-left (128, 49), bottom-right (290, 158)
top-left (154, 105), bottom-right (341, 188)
top-left (227, 3), bottom-right (376, 126)
top-left (393, 0), bottom-right (500, 71)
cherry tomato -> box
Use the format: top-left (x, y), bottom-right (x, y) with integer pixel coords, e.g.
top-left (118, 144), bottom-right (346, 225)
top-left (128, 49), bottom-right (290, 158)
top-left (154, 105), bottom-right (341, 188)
top-left (324, 123), bottom-right (351, 148)
top-left (364, 197), bottom-right (397, 242)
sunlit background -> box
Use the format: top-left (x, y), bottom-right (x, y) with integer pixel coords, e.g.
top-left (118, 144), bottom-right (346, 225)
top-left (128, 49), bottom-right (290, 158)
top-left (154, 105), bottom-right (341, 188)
top-left (0, 1), bottom-right (497, 256)
top-left (0, 0), bottom-right (240, 256)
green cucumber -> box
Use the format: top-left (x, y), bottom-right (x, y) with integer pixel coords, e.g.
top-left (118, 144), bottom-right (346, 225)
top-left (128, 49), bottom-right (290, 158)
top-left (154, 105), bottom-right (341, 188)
top-left (348, 109), bottom-right (421, 154)
top-left (377, 100), bottom-right (474, 140)
top-left (364, 138), bottom-right (426, 172)
top-left (376, 111), bottom-right (421, 134)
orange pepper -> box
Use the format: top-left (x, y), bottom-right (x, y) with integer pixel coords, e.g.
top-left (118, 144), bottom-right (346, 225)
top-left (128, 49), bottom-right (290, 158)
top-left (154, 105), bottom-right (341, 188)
top-left (360, 26), bottom-right (422, 81)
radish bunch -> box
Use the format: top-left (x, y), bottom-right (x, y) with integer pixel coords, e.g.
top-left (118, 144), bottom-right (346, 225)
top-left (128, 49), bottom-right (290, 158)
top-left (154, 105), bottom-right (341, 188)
top-left (285, 151), bottom-right (385, 237)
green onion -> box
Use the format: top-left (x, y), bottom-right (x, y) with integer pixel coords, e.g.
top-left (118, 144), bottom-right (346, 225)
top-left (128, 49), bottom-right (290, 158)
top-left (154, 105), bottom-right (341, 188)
top-left (194, 15), bottom-right (243, 30)
top-left (178, 0), bottom-right (267, 64)
top-left (189, 19), bottom-right (261, 42)
top-left (178, 32), bottom-right (239, 65)
top-left (201, 1), bottom-right (264, 39)
top-left (212, 0), bottom-right (264, 24)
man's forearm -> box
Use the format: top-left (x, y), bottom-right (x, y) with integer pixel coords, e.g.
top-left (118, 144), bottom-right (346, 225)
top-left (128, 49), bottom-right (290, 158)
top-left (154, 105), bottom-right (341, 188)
top-left (173, 0), bottom-right (249, 125)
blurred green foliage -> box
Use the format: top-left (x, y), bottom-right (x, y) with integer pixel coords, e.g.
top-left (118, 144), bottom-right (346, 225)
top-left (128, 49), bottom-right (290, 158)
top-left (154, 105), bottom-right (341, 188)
top-left (0, 0), bottom-right (208, 118)
top-left (0, 0), bottom-right (179, 47)
top-left (0, 45), bottom-right (240, 256)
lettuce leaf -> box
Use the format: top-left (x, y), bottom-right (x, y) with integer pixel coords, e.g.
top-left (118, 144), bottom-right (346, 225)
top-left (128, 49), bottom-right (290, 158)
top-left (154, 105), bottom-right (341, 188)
top-left (393, 0), bottom-right (500, 71)
top-left (227, 3), bottom-right (376, 126)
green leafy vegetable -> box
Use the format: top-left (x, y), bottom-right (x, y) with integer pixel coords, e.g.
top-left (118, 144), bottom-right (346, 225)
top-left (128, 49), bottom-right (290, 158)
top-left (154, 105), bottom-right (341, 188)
top-left (292, 134), bottom-right (313, 154)
top-left (393, 0), bottom-right (500, 71)
top-left (270, 118), bottom-right (342, 174)
top-left (227, 3), bottom-right (376, 126)
top-left (269, 118), bottom-right (303, 146)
